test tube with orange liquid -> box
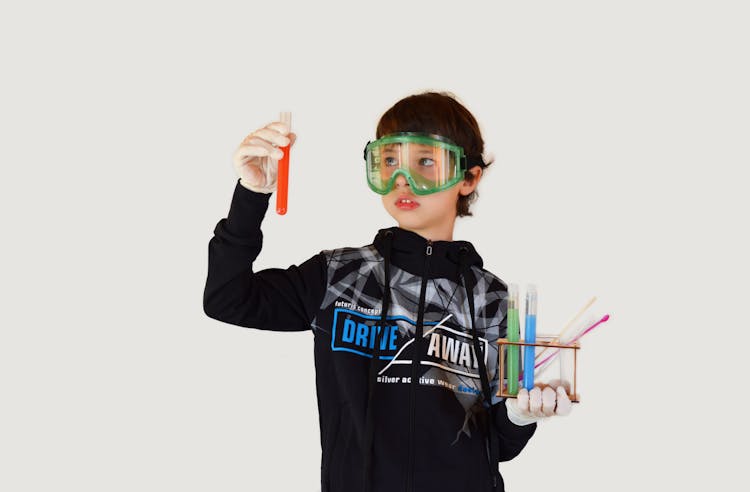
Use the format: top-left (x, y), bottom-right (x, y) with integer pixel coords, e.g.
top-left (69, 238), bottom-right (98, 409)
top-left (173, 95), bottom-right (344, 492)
top-left (276, 111), bottom-right (291, 215)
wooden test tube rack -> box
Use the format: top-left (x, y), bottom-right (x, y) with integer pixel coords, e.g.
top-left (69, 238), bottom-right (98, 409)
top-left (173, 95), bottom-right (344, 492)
top-left (496, 337), bottom-right (581, 403)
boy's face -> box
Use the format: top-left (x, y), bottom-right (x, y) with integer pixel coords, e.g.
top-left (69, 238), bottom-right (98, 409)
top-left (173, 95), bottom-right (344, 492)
top-left (381, 167), bottom-right (482, 241)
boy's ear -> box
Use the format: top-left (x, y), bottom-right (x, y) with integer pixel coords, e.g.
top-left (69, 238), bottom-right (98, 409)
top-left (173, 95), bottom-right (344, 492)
top-left (459, 167), bottom-right (483, 196)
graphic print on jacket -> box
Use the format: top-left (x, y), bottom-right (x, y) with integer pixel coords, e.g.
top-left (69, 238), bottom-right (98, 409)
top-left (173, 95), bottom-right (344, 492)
top-left (312, 243), bottom-right (507, 445)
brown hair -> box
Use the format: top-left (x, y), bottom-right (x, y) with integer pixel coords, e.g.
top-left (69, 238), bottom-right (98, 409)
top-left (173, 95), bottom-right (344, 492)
top-left (376, 91), bottom-right (492, 217)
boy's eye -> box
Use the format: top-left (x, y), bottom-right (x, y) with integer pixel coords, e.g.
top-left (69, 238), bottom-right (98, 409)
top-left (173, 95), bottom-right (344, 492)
top-left (384, 156), bottom-right (398, 167)
top-left (419, 158), bottom-right (435, 167)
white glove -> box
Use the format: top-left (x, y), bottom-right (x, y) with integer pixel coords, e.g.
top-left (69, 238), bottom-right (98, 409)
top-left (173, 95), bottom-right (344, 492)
top-left (505, 384), bottom-right (572, 426)
top-left (233, 122), bottom-right (296, 194)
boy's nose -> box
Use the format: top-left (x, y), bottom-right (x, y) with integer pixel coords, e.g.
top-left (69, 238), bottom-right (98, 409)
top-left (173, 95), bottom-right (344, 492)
top-left (393, 174), bottom-right (409, 188)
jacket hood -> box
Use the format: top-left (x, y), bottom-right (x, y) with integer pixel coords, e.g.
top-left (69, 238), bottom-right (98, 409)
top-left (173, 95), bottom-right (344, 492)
top-left (372, 226), bottom-right (484, 281)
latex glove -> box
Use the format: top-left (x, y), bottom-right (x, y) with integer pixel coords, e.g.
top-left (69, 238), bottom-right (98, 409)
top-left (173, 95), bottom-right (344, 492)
top-left (233, 122), bottom-right (296, 194)
top-left (506, 384), bottom-right (572, 426)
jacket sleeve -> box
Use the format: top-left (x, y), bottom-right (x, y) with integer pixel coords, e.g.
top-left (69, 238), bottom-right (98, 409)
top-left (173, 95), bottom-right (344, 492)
top-left (492, 400), bottom-right (537, 462)
top-left (203, 179), bottom-right (327, 331)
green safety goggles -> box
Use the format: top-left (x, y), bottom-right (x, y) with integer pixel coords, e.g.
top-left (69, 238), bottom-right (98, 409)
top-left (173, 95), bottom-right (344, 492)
top-left (364, 132), bottom-right (473, 196)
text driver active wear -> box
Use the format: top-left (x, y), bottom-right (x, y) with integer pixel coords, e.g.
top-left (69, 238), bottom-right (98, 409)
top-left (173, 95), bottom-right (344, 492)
top-left (203, 179), bottom-right (537, 492)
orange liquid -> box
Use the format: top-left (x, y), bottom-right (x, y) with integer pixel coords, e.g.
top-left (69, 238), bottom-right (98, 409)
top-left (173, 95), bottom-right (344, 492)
top-left (276, 145), bottom-right (290, 215)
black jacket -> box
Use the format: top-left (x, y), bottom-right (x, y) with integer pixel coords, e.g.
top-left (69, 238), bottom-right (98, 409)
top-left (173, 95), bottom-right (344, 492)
top-left (203, 180), bottom-right (537, 492)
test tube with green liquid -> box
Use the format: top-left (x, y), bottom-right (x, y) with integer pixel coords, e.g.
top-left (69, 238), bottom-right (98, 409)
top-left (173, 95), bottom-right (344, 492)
top-left (506, 284), bottom-right (520, 395)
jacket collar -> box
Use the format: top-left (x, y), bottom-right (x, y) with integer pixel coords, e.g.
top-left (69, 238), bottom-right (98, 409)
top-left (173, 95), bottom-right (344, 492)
top-left (372, 226), bottom-right (483, 281)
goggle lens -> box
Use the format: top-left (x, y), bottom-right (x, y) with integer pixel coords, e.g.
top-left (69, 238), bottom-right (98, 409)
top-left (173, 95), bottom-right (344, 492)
top-left (365, 135), bottom-right (465, 195)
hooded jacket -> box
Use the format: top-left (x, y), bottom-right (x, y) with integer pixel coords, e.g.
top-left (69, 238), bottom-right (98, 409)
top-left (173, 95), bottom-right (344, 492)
top-left (203, 180), bottom-right (537, 492)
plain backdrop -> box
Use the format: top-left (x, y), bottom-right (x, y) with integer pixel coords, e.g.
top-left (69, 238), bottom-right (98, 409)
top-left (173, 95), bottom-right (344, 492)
top-left (1, 1), bottom-right (748, 491)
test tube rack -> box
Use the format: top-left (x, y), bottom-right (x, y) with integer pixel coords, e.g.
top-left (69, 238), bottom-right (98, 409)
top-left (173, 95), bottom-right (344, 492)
top-left (496, 336), bottom-right (580, 403)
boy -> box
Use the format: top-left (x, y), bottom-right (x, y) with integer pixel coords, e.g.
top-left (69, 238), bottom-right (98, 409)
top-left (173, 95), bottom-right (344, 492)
top-left (203, 92), bottom-right (570, 492)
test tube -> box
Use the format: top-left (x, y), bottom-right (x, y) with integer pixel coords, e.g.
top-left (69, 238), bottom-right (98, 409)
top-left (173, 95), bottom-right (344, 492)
top-left (523, 284), bottom-right (537, 391)
top-left (506, 284), bottom-right (520, 395)
top-left (276, 111), bottom-right (292, 215)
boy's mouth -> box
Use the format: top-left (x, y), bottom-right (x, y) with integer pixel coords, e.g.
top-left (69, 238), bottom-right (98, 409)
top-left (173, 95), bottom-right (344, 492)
top-left (395, 196), bottom-right (419, 210)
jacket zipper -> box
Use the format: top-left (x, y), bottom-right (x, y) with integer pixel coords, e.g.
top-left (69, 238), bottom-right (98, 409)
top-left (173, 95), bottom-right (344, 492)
top-left (405, 240), bottom-right (432, 492)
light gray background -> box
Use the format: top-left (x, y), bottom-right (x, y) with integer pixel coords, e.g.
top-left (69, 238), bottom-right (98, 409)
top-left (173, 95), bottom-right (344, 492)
top-left (2, 1), bottom-right (747, 491)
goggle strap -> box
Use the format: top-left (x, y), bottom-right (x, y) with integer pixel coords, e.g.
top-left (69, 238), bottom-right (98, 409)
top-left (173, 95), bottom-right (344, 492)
top-left (464, 155), bottom-right (486, 169)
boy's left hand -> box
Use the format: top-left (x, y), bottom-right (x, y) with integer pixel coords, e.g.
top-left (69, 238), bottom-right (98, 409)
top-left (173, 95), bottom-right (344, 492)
top-left (505, 383), bottom-right (572, 426)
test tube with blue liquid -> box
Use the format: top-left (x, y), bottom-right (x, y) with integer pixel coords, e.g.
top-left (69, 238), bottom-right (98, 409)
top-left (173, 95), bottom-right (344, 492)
top-left (523, 284), bottom-right (537, 391)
